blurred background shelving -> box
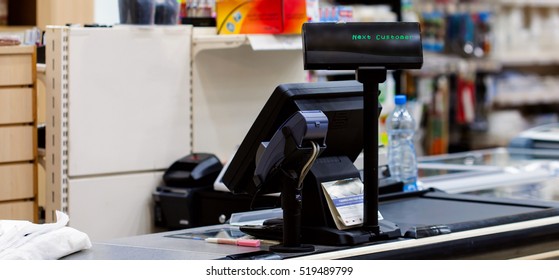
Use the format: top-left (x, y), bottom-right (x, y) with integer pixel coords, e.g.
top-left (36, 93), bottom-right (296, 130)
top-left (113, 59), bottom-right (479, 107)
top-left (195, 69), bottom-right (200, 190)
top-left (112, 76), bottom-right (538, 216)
top-left (397, 0), bottom-right (559, 155)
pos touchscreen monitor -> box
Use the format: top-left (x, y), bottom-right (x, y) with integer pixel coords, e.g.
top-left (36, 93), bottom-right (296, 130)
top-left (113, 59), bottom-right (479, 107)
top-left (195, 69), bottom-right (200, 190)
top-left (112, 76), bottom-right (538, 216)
top-left (221, 80), bottom-right (365, 196)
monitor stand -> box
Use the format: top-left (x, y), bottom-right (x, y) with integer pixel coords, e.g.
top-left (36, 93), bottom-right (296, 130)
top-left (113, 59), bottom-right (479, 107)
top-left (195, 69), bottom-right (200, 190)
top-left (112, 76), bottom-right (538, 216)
top-left (296, 68), bottom-right (401, 246)
top-left (357, 66), bottom-right (387, 234)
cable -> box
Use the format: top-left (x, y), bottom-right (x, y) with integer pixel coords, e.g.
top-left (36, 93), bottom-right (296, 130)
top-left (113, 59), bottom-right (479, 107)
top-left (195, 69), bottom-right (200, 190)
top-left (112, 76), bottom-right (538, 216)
top-left (297, 141), bottom-right (320, 190)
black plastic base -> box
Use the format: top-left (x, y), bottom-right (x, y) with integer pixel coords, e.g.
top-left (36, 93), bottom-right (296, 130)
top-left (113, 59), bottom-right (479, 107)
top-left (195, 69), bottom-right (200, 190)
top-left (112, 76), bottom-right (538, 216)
top-left (301, 219), bottom-right (401, 246)
top-left (270, 244), bottom-right (315, 253)
top-left (240, 219), bottom-right (401, 247)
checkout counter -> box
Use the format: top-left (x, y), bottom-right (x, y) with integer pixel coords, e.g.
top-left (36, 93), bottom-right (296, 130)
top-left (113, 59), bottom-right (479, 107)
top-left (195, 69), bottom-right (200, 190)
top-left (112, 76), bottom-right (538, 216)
top-left (63, 147), bottom-right (559, 260)
top-left (60, 22), bottom-right (559, 260)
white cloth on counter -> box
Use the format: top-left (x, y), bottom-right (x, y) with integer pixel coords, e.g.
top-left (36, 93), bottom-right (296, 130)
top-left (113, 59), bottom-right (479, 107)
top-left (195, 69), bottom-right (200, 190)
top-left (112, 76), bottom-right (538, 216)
top-left (0, 211), bottom-right (92, 260)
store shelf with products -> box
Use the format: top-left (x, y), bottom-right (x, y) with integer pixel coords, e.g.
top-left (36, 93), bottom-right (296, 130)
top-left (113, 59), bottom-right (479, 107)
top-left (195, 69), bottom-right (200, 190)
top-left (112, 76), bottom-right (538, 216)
top-left (407, 63), bottom-right (559, 153)
top-left (419, 51), bottom-right (559, 109)
top-left (403, 0), bottom-right (559, 155)
top-left (490, 70), bottom-right (559, 109)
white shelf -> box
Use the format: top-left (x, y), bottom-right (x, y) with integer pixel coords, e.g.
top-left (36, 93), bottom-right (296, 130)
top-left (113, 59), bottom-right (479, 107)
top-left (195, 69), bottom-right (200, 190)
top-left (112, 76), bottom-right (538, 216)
top-left (422, 52), bottom-right (502, 73)
top-left (493, 90), bottom-right (559, 107)
top-left (492, 51), bottom-right (559, 67)
top-left (192, 27), bottom-right (247, 55)
top-left (499, 0), bottom-right (559, 6)
top-left (421, 50), bottom-right (559, 74)
top-left (192, 27), bottom-right (302, 56)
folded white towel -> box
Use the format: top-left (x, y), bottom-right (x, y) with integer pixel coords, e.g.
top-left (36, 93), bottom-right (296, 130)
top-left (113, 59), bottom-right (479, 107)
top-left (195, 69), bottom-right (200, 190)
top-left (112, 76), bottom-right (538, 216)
top-left (0, 211), bottom-right (92, 260)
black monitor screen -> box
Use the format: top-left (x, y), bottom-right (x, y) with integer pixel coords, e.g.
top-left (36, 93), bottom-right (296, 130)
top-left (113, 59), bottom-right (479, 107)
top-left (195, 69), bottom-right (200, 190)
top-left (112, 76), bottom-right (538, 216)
top-left (222, 80), bottom-right (365, 195)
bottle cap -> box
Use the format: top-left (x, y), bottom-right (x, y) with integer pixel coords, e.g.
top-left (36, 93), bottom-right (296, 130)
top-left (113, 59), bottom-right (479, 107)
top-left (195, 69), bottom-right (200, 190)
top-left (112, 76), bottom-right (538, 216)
top-left (395, 95), bottom-right (407, 105)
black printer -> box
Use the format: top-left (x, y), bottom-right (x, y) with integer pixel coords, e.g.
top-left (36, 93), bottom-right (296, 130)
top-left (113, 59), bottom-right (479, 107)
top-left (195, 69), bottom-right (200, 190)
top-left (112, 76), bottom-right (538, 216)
top-left (153, 153), bottom-right (279, 229)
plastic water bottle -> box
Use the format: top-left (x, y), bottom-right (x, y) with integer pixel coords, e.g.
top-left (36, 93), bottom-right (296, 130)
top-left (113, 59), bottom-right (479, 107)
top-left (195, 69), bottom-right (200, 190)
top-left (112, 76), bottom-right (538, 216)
top-left (386, 95), bottom-right (418, 192)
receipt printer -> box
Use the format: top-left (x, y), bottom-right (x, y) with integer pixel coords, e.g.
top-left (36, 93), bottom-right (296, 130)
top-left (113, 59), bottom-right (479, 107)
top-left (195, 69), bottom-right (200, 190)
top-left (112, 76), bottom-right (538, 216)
top-left (153, 153), bottom-right (279, 229)
top-left (153, 153), bottom-right (223, 229)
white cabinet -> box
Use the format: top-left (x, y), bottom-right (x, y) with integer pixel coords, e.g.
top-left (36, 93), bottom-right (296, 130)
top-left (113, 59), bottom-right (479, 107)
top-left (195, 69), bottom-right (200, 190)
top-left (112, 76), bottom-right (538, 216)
top-left (68, 172), bottom-right (164, 241)
top-left (65, 27), bottom-right (191, 176)
top-left (45, 25), bottom-right (192, 241)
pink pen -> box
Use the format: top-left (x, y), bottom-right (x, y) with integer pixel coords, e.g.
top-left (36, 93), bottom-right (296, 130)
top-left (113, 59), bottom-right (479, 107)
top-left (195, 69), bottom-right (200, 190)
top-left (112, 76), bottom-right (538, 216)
top-left (205, 238), bottom-right (261, 247)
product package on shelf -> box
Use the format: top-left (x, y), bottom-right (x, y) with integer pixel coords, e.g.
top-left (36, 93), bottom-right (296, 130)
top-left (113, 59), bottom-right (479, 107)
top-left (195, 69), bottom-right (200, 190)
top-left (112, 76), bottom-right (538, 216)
top-left (216, 0), bottom-right (307, 35)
